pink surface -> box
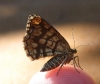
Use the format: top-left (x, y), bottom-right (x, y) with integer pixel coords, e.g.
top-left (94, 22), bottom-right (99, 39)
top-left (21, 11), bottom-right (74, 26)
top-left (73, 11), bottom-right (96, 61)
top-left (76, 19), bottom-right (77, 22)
top-left (29, 65), bottom-right (95, 84)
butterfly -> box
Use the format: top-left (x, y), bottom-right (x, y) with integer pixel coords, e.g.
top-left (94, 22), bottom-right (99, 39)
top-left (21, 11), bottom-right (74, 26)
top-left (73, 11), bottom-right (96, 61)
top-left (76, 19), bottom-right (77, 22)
top-left (23, 14), bottom-right (82, 75)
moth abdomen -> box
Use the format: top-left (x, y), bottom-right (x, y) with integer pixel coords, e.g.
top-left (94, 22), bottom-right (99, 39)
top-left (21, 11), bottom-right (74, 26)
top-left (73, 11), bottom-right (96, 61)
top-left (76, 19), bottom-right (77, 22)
top-left (40, 54), bottom-right (65, 71)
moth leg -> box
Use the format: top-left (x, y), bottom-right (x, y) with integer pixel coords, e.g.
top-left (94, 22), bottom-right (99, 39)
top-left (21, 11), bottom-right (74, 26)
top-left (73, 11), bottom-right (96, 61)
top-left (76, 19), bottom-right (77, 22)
top-left (56, 56), bottom-right (67, 76)
top-left (72, 56), bottom-right (83, 73)
top-left (74, 56), bottom-right (83, 70)
top-left (73, 56), bottom-right (80, 73)
top-left (71, 56), bottom-right (78, 66)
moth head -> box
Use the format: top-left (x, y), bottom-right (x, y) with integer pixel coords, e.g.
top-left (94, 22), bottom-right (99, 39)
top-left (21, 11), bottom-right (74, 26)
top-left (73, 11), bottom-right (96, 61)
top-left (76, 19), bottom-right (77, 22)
top-left (70, 48), bottom-right (77, 54)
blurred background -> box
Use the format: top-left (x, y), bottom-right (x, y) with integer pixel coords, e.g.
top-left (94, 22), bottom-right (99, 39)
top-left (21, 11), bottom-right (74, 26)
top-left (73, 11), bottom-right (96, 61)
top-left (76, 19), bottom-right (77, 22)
top-left (0, 0), bottom-right (100, 84)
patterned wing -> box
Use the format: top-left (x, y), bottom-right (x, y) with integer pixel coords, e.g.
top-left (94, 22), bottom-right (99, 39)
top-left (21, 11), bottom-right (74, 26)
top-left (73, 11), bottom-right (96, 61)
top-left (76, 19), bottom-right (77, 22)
top-left (23, 14), bottom-right (70, 60)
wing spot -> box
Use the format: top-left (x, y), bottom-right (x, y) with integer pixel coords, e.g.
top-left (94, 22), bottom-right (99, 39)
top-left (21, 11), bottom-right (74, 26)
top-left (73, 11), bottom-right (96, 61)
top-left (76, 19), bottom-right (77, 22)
top-left (32, 43), bottom-right (38, 48)
top-left (56, 43), bottom-right (64, 51)
top-left (52, 36), bottom-right (59, 42)
top-left (43, 35), bottom-right (48, 39)
top-left (51, 42), bottom-right (56, 49)
top-left (39, 39), bottom-right (46, 44)
top-left (46, 31), bottom-right (53, 36)
top-left (50, 28), bottom-right (55, 33)
top-left (27, 28), bottom-right (33, 33)
top-left (40, 49), bottom-right (43, 53)
top-left (40, 54), bottom-right (43, 57)
top-left (33, 49), bottom-right (37, 54)
top-left (26, 39), bottom-right (33, 44)
top-left (32, 28), bottom-right (42, 36)
top-left (45, 48), bottom-right (52, 52)
top-left (28, 15), bottom-right (34, 20)
top-left (26, 24), bottom-right (30, 28)
top-left (46, 40), bottom-right (53, 47)
top-left (47, 52), bottom-right (53, 56)
top-left (32, 16), bottom-right (41, 25)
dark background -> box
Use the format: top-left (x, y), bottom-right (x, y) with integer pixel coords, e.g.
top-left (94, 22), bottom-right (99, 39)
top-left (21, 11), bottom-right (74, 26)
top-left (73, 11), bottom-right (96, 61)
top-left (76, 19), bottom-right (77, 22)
top-left (0, 0), bottom-right (100, 84)
top-left (0, 0), bottom-right (100, 33)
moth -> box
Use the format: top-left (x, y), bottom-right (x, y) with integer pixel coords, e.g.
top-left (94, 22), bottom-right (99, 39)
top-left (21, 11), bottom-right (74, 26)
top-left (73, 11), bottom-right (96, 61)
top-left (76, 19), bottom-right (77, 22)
top-left (23, 14), bottom-right (82, 75)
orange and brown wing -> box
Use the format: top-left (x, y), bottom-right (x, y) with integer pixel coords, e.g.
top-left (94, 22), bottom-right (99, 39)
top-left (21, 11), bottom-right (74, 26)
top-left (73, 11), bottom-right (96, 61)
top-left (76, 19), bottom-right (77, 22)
top-left (23, 14), bottom-right (70, 60)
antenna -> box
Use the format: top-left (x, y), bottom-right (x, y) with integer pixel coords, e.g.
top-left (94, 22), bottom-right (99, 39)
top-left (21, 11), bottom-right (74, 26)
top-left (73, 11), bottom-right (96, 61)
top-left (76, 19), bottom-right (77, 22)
top-left (71, 28), bottom-right (93, 49)
top-left (71, 28), bottom-right (75, 49)
top-left (76, 44), bottom-right (93, 49)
